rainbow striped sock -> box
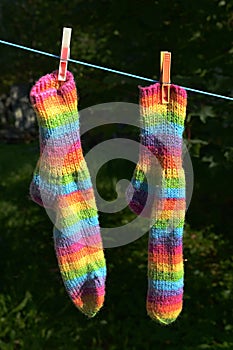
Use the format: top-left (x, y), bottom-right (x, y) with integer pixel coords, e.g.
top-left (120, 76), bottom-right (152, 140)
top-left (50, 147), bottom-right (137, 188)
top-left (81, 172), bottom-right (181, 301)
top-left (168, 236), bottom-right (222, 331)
top-left (128, 83), bottom-right (187, 324)
top-left (29, 70), bottom-right (106, 317)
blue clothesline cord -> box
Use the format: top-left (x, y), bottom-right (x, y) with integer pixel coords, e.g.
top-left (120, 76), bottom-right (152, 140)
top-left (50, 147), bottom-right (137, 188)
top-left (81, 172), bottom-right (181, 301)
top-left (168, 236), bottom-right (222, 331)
top-left (0, 39), bottom-right (233, 101)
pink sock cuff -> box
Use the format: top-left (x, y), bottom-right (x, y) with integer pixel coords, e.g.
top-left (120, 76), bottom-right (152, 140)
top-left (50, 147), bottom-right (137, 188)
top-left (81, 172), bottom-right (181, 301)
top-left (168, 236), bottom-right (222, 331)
top-left (30, 70), bottom-right (77, 106)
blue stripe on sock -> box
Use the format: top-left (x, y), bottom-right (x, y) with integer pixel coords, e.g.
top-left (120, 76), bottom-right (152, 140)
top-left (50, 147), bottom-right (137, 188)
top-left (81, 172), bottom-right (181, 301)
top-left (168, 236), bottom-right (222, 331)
top-left (54, 225), bottom-right (101, 241)
top-left (35, 174), bottom-right (93, 195)
top-left (148, 278), bottom-right (184, 291)
top-left (54, 216), bottom-right (100, 237)
top-left (131, 179), bottom-right (148, 191)
top-left (40, 119), bottom-right (80, 140)
top-left (150, 227), bottom-right (183, 239)
top-left (158, 187), bottom-right (185, 198)
top-left (142, 123), bottom-right (184, 137)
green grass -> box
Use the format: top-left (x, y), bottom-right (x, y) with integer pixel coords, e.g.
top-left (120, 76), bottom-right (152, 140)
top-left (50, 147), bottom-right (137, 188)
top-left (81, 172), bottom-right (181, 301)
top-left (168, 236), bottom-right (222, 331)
top-left (0, 142), bottom-right (232, 350)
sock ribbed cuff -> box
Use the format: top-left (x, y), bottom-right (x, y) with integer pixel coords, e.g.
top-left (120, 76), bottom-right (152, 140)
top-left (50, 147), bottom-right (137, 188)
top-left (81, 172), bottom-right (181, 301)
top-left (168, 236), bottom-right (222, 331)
top-left (30, 70), bottom-right (78, 132)
top-left (139, 83), bottom-right (187, 129)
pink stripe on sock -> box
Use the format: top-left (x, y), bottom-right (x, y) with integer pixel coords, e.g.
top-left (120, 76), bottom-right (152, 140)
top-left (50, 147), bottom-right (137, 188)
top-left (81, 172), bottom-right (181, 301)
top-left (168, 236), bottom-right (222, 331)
top-left (147, 293), bottom-right (182, 304)
top-left (55, 234), bottom-right (103, 255)
top-left (149, 244), bottom-right (182, 255)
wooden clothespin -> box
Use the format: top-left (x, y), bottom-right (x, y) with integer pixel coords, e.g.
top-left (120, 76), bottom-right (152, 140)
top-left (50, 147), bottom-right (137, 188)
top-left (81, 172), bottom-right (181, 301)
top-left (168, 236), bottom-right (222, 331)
top-left (58, 27), bottom-right (72, 81)
top-left (160, 51), bottom-right (171, 104)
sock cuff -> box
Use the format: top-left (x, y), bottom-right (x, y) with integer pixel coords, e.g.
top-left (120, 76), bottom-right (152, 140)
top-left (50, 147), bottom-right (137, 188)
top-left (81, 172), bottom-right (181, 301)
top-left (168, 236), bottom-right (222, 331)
top-left (30, 70), bottom-right (78, 129)
top-left (139, 82), bottom-right (187, 104)
top-left (138, 83), bottom-right (187, 133)
top-left (30, 70), bottom-right (76, 103)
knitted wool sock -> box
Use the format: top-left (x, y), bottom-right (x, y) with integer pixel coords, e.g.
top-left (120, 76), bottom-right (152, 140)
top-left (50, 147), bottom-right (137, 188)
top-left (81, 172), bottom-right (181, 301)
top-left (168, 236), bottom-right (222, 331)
top-left (29, 70), bottom-right (106, 317)
top-left (128, 83), bottom-right (187, 324)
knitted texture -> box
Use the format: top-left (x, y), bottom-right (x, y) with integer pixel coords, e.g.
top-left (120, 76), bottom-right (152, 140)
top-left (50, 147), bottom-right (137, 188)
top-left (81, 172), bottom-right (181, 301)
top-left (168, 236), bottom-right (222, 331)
top-left (30, 70), bottom-right (106, 317)
top-left (128, 83), bottom-right (187, 324)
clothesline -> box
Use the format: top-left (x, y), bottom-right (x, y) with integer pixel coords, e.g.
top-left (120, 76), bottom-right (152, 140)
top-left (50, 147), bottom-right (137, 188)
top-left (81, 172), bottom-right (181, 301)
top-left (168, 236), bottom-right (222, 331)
top-left (0, 39), bottom-right (233, 101)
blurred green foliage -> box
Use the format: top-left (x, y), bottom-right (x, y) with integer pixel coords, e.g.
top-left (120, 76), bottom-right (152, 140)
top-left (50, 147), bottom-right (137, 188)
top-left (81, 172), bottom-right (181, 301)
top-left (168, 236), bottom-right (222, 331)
top-left (0, 0), bottom-right (233, 349)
